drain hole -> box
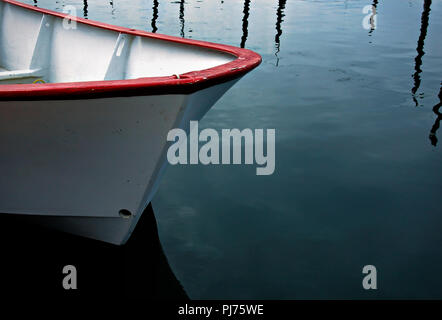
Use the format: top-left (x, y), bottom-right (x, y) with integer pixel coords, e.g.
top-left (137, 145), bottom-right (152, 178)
top-left (119, 209), bottom-right (132, 218)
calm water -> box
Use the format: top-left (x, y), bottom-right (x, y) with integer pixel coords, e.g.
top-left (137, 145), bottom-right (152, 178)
top-left (25, 0), bottom-right (442, 299)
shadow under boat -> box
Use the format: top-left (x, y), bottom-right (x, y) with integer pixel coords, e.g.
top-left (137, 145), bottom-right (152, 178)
top-left (0, 203), bottom-right (188, 299)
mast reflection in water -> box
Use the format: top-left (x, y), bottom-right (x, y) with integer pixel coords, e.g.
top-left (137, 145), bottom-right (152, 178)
top-left (429, 86), bottom-right (442, 146)
top-left (275, 0), bottom-right (287, 66)
top-left (152, 0), bottom-right (159, 33)
top-left (83, 0), bottom-right (88, 19)
top-left (411, 0), bottom-right (432, 107)
top-left (240, 0), bottom-right (251, 48)
top-left (179, 0), bottom-right (185, 38)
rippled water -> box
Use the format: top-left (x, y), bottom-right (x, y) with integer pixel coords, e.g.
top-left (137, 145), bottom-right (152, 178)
top-left (24, 0), bottom-right (442, 299)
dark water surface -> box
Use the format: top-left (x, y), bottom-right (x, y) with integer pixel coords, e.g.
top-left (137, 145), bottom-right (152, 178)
top-left (24, 0), bottom-right (442, 299)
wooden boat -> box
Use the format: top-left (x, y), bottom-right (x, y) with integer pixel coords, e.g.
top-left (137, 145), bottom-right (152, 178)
top-left (0, 0), bottom-right (261, 244)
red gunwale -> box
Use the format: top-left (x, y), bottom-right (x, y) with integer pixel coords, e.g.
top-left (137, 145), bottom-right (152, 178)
top-left (0, 0), bottom-right (262, 100)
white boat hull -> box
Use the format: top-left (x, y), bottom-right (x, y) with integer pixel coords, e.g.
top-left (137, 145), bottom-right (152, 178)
top-left (0, 80), bottom-right (238, 244)
top-left (0, 0), bottom-right (261, 245)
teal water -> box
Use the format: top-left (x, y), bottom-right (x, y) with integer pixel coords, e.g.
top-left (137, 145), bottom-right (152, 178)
top-left (24, 0), bottom-right (442, 299)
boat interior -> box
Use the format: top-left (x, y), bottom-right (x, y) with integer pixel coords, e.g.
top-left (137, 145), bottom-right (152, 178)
top-left (0, 1), bottom-right (235, 85)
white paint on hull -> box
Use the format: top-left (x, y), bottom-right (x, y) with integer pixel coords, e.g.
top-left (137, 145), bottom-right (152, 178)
top-left (0, 80), bottom-right (238, 244)
top-left (0, 94), bottom-right (186, 218)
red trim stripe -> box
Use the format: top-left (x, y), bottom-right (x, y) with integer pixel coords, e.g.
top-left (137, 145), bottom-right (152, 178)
top-left (0, 0), bottom-right (261, 100)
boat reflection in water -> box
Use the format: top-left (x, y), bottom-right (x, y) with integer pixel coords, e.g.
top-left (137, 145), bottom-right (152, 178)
top-left (0, 203), bottom-right (188, 298)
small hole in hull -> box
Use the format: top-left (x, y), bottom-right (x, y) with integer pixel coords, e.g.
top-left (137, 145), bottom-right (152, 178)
top-left (119, 209), bottom-right (132, 218)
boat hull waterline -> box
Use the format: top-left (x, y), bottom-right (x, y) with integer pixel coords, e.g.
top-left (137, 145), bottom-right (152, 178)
top-left (0, 0), bottom-right (261, 244)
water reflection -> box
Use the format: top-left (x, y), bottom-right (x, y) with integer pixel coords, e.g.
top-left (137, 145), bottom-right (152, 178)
top-left (179, 0), bottom-right (185, 38)
top-left (412, 0), bottom-right (432, 106)
top-left (83, 0), bottom-right (88, 19)
top-left (110, 1), bottom-right (115, 17)
top-left (240, 0), bottom-right (251, 48)
top-left (152, 0), bottom-right (159, 33)
top-left (368, 0), bottom-right (378, 36)
top-left (0, 203), bottom-right (188, 298)
top-left (429, 85), bottom-right (442, 146)
top-left (275, 0), bottom-right (287, 66)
